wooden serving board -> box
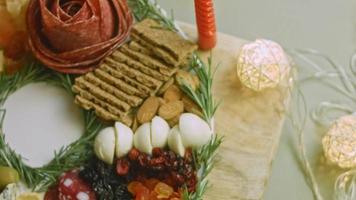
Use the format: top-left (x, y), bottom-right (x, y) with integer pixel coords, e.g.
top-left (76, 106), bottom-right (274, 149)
top-left (180, 23), bottom-right (290, 200)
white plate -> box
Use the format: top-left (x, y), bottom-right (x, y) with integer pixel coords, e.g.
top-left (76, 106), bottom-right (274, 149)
top-left (3, 83), bottom-right (84, 168)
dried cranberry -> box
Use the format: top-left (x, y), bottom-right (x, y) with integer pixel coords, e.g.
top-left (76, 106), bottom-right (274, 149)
top-left (171, 172), bottom-right (185, 185)
top-left (138, 155), bottom-right (148, 167)
top-left (128, 148), bottom-right (140, 161)
top-left (152, 148), bottom-right (163, 157)
top-left (149, 157), bottom-right (165, 166)
top-left (116, 159), bottom-right (130, 176)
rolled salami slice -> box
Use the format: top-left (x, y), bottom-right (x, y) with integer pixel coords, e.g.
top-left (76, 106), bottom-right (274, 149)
top-left (27, 0), bottom-right (133, 74)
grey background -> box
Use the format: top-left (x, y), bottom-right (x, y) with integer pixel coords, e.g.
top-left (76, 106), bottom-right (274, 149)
top-left (159, 1), bottom-right (356, 199)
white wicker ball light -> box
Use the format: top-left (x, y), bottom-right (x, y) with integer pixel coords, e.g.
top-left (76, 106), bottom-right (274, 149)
top-left (322, 115), bottom-right (356, 168)
top-left (236, 39), bottom-right (290, 91)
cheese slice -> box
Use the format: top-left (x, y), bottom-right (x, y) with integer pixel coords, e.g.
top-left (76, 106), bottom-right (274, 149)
top-left (17, 192), bottom-right (42, 200)
top-left (0, 184), bottom-right (18, 200)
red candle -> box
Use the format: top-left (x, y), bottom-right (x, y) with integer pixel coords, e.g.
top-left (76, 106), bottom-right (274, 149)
top-left (194, 0), bottom-right (217, 50)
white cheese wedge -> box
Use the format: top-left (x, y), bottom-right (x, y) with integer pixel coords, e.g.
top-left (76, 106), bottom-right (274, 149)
top-left (17, 192), bottom-right (42, 200)
top-left (94, 127), bottom-right (116, 164)
top-left (179, 113), bottom-right (212, 148)
top-left (134, 123), bottom-right (153, 154)
top-left (167, 126), bottom-right (185, 157)
top-left (114, 122), bottom-right (134, 158)
top-left (151, 116), bottom-right (170, 148)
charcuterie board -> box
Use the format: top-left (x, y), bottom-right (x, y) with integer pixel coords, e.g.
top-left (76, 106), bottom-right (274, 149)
top-left (0, 18), bottom-right (290, 200)
top-left (180, 23), bottom-right (290, 200)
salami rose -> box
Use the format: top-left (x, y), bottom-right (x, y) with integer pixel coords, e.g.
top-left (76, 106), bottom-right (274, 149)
top-left (26, 0), bottom-right (133, 74)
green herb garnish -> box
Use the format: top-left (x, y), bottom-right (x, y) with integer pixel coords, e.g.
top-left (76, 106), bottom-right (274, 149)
top-left (0, 63), bottom-right (103, 191)
top-left (178, 54), bottom-right (223, 200)
top-left (180, 54), bottom-right (220, 122)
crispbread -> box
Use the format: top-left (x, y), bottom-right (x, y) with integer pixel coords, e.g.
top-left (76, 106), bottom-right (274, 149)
top-left (111, 50), bottom-right (169, 81)
top-left (129, 41), bottom-right (152, 55)
top-left (105, 57), bottom-right (163, 89)
top-left (99, 65), bottom-right (152, 96)
top-left (84, 72), bottom-right (142, 107)
top-left (119, 45), bottom-right (177, 76)
top-left (131, 33), bottom-right (179, 67)
top-left (131, 19), bottom-right (197, 64)
top-left (75, 77), bottom-right (131, 112)
top-left (75, 95), bottom-right (133, 126)
top-left (94, 68), bottom-right (149, 98)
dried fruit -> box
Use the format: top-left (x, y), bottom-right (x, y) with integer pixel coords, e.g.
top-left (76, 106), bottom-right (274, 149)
top-left (135, 188), bottom-right (150, 200)
top-left (129, 183), bottom-right (150, 200)
top-left (137, 97), bottom-right (160, 124)
top-left (117, 159), bottom-right (131, 176)
top-left (79, 157), bottom-right (132, 200)
top-left (0, 10), bottom-right (17, 48)
top-left (149, 191), bottom-right (160, 200)
top-left (158, 101), bottom-right (184, 120)
top-left (163, 85), bottom-right (182, 102)
top-left (128, 181), bottom-right (144, 195)
top-left (129, 148), bottom-right (141, 161)
top-left (3, 31), bottom-right (27, 60)
top-left (124, 148), bottom-right (197, 193)
top-left (143, 178), bottom-right (160, 190)
top-left (154, 182), bottom-right (173, 199)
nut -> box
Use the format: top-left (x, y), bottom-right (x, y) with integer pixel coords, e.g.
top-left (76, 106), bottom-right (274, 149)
top-left (157, 78), bottom-right (174, 95)
top-left (158, 97), bottom-right (166, 106)
top-left (137, 96), bottom-right (160, 124)
top-left (158, 100), bottom-right (184, 120)
top-left (182, 95), bottom-right (203, 117)
top-left (163, 85), bottom-right (182, 102)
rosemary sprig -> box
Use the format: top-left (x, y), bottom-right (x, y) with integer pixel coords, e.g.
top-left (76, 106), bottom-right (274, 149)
top-left (178, 54), bottom-right (223, 199)
top-left (0, 63), bottom-right (103, 191)
top-left (128, 0), bottom-right (177, 32)
top-left (180, 54), bottom-right (220, 122)
top-left (184, 135), bottom-right (223, 200)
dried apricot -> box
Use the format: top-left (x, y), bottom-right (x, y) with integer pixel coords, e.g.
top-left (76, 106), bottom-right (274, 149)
top-left (143, 178), bottom-right (160, 190)
top-left (148, 191), bottom-right (159, 200)
top-left (128, 181), bottom-right (144, 195)
top-left (154, 182), bottom-right (173, 199)
top-left (135, 186), bottom-right (150, 200)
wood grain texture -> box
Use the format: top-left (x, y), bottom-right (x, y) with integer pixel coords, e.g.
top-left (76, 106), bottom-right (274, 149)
top-left (180, 23), bottom-right (291, 200)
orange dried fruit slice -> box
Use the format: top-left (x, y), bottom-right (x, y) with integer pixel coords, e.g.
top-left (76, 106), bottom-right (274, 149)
top-left (154, 182), bottom-right (173, 199)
